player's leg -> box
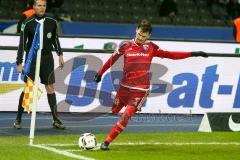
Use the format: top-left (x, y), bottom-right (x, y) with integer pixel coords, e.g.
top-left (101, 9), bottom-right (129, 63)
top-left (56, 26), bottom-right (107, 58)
top-left (112, 85), bottom-right (127, 114)
top-left (101, 88), bottom-right (149, 150)
top-left (101, 105), bottom-right (136, 150)
top-left (41, 54), bottom-right (65, 129)
top-left (112, 95), bottom-right (125, 115)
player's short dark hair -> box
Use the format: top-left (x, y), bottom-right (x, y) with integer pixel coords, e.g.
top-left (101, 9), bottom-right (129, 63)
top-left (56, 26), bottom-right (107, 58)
top-left (137, 19), bottom-right (152, 34)
top-left (34, 0), bottom-right (47, 5)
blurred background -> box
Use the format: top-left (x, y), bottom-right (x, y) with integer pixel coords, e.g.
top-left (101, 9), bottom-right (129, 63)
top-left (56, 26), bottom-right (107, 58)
top-left (0, 0), bottom-right (239, 41)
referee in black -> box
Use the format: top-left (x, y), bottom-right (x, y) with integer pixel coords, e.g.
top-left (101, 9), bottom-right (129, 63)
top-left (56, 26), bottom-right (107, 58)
top-left (14, 0), bottom-right (65, 129)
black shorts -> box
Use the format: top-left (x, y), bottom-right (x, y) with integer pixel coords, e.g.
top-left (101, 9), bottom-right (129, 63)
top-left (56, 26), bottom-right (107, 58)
top-left (24, 54), bottom-right (55, 84)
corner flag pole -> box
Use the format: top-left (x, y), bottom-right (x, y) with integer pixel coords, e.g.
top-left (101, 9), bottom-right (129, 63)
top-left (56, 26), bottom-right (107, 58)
top-left (29, 19), bottom-right (44, 145)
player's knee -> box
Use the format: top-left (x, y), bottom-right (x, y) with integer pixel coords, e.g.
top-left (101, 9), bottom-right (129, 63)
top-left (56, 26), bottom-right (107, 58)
top-left (126, 105), bottom-right (136, 117)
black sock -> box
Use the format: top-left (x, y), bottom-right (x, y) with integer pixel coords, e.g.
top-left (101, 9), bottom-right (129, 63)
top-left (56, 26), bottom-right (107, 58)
top-left (16, 92), bottom-right (24, 123)
top-left (47, 93), bottom-right (59, 121)
top-left (104, 141), bottom-right (109, 146)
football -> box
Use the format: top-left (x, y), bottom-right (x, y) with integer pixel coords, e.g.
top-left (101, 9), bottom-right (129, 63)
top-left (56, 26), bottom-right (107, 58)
top-left (78, 133), bottom-right (97, 150)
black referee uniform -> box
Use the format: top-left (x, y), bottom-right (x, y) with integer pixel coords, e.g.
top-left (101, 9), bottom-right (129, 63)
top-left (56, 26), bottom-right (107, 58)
top-left (16, 14), bottom-right (62, 84)
top-left (14, 14), bottom-right (65, 129)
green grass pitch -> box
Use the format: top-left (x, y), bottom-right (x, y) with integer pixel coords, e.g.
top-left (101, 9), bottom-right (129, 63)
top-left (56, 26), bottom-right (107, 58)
top-left (0, 132), bottom-right (240, 160)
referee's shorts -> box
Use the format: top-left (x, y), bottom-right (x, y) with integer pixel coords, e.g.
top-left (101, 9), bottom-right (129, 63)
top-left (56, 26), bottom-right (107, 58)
top-left (24, 53), bottom-right (55, 85)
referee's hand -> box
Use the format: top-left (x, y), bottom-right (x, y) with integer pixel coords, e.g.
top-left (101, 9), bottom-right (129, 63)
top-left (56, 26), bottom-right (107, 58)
top-left (17, 64), bottom-right (23, 74)
top-left (59, 55), bottom-right (64, 69)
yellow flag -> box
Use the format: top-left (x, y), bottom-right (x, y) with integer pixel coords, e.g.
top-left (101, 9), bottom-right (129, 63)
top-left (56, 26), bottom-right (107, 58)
top-left (22, 77), bottom-right (42, 114)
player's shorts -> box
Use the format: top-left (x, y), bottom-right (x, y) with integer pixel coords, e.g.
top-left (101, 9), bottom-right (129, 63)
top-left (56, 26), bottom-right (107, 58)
top-left (24, 53), bottom-right (55, 85)
top-left (114, 84), bottom-right (149, 111)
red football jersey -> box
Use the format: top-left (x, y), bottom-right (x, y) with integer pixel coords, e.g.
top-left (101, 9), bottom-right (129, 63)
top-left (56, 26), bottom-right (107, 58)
top-left (98, 40), bottom-right (192, 89)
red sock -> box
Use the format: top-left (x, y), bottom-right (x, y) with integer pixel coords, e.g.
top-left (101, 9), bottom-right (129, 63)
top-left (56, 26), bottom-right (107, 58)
top-left (105, 105), bottom-right (136, 143)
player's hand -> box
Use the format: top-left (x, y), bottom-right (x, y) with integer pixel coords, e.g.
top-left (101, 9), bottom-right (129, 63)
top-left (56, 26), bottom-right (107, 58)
top-left (192, 51), bottom-right (208, 57)
top-left (17, 64), bottom-right (23, 74)
top-left (59, 55), bottom-right (64, 69)
top-left (94, 74), bottom-right (102, 83)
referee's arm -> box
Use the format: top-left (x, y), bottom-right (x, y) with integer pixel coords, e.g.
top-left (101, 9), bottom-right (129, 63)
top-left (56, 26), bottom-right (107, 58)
top-left (16, 22), bottom-right (28, 65)
top-left (17, 15), bottom-right (27, 33)
top-left (52, 21), bottom-right (63, 56)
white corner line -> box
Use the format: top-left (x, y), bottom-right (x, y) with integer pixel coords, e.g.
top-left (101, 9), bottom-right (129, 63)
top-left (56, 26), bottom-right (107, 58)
top-left (31, 144), bottom-right (96, 160)
top-left (39, 141), bottom-right (240, 147)
top-left (113, 142), bottom-right (240, 146)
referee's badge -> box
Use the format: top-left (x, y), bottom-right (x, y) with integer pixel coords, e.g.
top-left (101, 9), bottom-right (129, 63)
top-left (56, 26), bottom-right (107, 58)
top-left (47, 32), bottom-right (52, 39)
top-left (21, 23), bottom-right (25, 31)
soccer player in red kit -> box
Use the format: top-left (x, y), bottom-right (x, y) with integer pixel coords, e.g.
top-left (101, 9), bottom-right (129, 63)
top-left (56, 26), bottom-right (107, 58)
top-left (94, 19), bottom-right (207, 150)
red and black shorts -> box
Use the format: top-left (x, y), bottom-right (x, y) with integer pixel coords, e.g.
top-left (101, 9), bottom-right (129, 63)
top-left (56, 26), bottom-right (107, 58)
top-left (113, 84), bottom-right (149, 111)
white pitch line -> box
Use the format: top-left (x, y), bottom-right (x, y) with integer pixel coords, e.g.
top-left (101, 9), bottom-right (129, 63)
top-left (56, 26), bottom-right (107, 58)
top-left (113, 142), bottom-right (240, 146)
top-left (31, 144), bottom-right (96, 160)
top-left (40, 141), bottom-right (240, 147)
top-left (64, 146), bottom-right (101, 152)
top-left (42, 143), bottom-right (77, 146)
top-left (64, 149), bottom-right (84, 152)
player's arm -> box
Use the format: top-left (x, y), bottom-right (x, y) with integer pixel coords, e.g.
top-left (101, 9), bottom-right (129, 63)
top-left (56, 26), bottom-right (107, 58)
top-left (153, 45), bottom-right (207, 59)
top-left (94, 52), bottom-right (122, 83)
top-left (95, 41), bottom-right (130, 83)
top-left (16, 21), bottom-right (28, 73)
top-left (154, 49), bottom-right (192, 59)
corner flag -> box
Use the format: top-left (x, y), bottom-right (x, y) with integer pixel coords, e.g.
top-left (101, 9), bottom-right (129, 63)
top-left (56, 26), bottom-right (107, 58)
top-left (22, 22), bottom-right (42, 114)
top-left (23, 23), bottom-right (40, 77)
top-left (22, 76), bottom-right (42, 113)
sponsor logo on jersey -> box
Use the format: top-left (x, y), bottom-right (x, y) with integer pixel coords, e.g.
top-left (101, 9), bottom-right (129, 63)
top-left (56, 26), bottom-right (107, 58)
top-left (126, 52), bottom-right (149, 57)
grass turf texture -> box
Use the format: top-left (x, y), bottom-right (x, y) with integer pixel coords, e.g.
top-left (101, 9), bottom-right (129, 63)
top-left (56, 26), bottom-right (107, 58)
top-left (0, 132), bottom-right (239, 160)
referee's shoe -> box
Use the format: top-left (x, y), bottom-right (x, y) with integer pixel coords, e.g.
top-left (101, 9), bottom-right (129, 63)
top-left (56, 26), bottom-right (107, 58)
top-left (52, 119), bottom-right (65, 129)
top-left (13, 120), bottom-right (22, 129)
